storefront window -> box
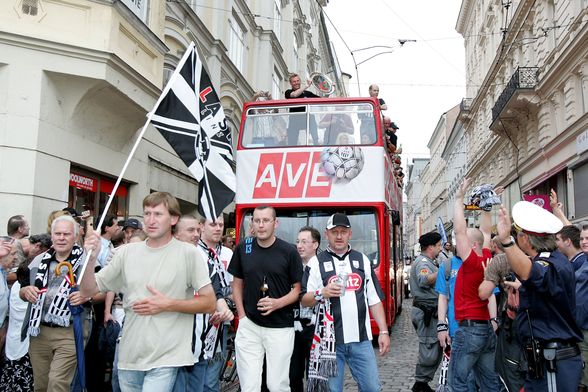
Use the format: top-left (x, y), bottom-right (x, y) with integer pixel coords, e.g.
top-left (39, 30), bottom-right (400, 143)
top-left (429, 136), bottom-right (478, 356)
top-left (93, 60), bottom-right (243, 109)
top-left (69, 169), bottom-right (129, 217)
top-left (574, 162), bottom-right (588, 219)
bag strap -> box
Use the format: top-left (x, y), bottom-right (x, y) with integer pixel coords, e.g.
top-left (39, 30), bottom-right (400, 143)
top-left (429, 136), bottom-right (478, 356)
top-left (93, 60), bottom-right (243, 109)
top-left (444, 257), bottom-right (452, 301)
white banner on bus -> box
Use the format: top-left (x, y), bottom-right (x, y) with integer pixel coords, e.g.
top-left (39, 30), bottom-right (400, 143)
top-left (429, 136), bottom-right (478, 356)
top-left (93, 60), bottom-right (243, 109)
top-left (236, 146), bottom-right (396, 206)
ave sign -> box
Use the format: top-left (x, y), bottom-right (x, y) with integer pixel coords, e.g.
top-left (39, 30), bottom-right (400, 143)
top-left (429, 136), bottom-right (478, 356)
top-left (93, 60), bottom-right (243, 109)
top-left (252, 151), bottom-right (332, 199)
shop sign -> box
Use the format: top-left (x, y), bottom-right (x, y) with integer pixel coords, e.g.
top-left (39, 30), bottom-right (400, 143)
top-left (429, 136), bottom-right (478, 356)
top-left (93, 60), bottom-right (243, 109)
top-left (69, 172), bottom-right (97, 192)
top-left (577, 129), bottom-right (588, 155)
top-left (120, 0), bottom-right (148, 22)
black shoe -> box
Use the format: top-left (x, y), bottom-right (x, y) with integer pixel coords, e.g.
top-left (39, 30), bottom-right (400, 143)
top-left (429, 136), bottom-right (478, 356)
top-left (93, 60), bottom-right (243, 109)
top-left (411, 381), bottom-right (434, 392)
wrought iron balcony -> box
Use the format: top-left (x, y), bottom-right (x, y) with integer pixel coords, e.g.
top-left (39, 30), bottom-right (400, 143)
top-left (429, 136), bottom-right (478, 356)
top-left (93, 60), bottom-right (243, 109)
top-left (491, 67), bottom-right (538, 125)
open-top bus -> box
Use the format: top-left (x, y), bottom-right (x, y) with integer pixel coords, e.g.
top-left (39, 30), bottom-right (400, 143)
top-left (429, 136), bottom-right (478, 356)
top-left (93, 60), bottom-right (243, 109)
top-left (234, 96), bottom-right (404, 331)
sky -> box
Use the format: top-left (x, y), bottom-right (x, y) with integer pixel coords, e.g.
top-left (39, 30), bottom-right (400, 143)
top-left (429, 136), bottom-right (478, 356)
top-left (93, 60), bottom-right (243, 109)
top-left (324, 0), bottom-right (466, 169)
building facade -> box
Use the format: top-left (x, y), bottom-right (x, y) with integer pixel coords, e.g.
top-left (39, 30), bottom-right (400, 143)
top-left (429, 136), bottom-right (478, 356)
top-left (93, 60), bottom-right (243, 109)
top-left (0, 0), bottom-right (345, 233)
top-left (455, 0), bottom-right (588, 220)
top-left (405, 158), bottom-right (430, 257)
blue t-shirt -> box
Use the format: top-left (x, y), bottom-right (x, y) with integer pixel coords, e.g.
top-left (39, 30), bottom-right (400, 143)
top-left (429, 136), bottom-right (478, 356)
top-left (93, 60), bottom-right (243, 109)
top-left (435, 256), bottom-right (462, 337)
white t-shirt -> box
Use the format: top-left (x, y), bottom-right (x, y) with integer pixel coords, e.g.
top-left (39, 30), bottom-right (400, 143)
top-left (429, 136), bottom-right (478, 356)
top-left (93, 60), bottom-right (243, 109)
top-left (96, 237), bottom-right (211, 371)
top-left (5, 281), bottom-right (29, 360)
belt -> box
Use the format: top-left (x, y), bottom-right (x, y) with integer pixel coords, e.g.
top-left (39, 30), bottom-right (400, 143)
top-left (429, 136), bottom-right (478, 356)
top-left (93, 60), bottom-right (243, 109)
top-left (458, 319), bottom-right (489, 327)
top-left (555, 345), bottom-right (580, 361)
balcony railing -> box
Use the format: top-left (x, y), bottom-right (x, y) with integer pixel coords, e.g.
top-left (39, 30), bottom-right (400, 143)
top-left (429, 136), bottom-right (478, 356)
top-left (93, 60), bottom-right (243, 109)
top-left (491, 67), bottom-right (538, 123)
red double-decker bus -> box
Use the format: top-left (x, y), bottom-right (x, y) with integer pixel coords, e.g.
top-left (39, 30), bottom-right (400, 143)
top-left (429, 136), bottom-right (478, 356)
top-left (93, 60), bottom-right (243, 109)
top-left (234, 97), bottom-right (404, 331)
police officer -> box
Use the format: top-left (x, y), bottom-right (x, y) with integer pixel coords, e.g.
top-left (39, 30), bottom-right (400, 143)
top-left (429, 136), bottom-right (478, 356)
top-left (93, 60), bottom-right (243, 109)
top-left (497, 201), bottom-right (583, 392)
top-left (410, 232), bottom-right (443, 392)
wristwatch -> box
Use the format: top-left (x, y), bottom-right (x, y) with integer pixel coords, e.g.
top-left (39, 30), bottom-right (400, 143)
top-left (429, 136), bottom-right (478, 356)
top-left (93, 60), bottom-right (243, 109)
top-left (501, 236), bottom-right (516, 248)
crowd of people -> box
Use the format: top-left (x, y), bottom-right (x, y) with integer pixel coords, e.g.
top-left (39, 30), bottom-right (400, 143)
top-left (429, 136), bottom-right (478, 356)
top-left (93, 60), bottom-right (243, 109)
top-left (0, 194), bottom-right (391, 392)
top-left (410, 181), bottom-right (588, 392)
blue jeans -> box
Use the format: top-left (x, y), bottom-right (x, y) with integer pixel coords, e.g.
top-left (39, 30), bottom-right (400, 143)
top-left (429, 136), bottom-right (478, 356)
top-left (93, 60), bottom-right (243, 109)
top-left (328, 340), bottom-right (381, 392)
top-left (118, 367), bottom-right (178, 392)
top-left (172, 327), bottom-right (227, 392)
top-left (449, 323), bottom-right (500, 392)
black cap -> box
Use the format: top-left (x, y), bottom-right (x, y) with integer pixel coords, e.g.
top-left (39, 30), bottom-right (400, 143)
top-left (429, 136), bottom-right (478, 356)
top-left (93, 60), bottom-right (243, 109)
top-left (391, 122), bottom-right (399, 130)
top-left (120, 218), bottom-right (142, 230)
top-left (326, 213), bottom-right (351, 230)
top-left (419, 232), bottom-right (442, 248)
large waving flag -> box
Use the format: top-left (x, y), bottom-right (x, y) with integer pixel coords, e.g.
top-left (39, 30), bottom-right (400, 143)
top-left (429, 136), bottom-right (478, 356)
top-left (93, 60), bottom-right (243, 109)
top-left (149, 42), bottom-right (236, 221)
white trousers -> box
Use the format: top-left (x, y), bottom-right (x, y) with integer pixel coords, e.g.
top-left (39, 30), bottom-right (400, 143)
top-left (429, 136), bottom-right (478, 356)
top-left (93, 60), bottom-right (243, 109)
top-left (235, 317), bottom-right (295, 392)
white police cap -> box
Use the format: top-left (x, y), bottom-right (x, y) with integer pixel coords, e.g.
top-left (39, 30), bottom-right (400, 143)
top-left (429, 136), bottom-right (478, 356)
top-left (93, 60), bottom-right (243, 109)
top-left (512, 201), bottom-right (563, 235)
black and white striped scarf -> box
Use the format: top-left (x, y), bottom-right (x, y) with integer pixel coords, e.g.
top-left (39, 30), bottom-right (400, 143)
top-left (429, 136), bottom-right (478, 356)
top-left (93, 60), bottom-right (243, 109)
top-left (197, 240), bottom-right (229, 361)
top-left (28, 245), bottom-right (84, 336)
top-left (307, 299), bottom-right (337, 392)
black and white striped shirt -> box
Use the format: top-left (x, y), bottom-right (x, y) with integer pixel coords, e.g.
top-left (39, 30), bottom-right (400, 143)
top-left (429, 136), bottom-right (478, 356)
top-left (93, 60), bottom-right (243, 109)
top-left (303, 247), bottom-right (384, 344)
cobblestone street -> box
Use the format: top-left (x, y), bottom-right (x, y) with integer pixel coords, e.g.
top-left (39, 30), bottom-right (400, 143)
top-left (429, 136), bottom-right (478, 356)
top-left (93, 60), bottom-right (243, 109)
top-left (343, 298), bottom-right (437, 391)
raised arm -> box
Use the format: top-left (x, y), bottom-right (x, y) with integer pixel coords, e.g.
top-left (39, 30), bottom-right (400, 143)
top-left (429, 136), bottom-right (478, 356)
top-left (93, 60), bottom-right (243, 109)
top-left (496, 206), bottom-right (532, 280)
top-left (454, 178), bottom-right (471, 260)
top-left (288, 79), bottom-right (312, 98)
top-left (480, 210), bottom-right (492, 249)
top-left (550, 189), bottom-right (571, 225)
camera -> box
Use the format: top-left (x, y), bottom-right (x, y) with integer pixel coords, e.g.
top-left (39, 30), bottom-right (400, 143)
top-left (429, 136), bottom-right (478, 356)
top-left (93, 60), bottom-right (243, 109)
top-left (504, 272), bottom-right (516, 282)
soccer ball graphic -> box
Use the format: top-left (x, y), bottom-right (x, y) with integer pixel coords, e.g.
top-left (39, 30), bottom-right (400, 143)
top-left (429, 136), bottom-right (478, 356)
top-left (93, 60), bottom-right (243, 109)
top-left (320, 146), bottom-right (364, 181)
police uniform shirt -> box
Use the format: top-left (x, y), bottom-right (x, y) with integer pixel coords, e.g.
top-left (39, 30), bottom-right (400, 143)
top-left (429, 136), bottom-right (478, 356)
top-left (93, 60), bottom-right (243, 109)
top-left (303, 248), bottom-right (384, 344)
top-left (409, 254), bottom-right (438, 303)
top-left (517, 250), bottom-right (583, 343)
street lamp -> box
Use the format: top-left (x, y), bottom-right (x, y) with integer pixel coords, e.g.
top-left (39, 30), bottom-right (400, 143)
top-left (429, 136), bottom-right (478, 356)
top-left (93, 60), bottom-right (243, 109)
top-left (350, 40), bottom-right (416, 95)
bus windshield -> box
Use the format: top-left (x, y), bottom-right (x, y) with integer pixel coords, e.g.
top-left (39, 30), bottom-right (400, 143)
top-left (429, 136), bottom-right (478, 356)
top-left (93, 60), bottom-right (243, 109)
top-left (240, 208), bottom-right (380, 267)
top-left (241, 103), bottom-right (378, 148)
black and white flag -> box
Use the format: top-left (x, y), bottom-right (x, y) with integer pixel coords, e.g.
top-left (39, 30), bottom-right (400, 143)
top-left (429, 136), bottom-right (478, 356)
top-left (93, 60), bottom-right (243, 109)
top-left (149, 42), bottom-right (236, 221)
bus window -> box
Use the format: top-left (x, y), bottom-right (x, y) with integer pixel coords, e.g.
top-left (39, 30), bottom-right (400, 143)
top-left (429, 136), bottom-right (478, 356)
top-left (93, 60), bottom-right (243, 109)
top-left (238, 209), bottom-right (379, 265)
top-left (242, 103), bottom-right (378, 148)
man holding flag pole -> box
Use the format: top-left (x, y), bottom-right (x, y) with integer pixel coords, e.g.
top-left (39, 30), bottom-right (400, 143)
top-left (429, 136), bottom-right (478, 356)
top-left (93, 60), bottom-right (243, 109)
top-left (79, 42), bottom-right (235, 391)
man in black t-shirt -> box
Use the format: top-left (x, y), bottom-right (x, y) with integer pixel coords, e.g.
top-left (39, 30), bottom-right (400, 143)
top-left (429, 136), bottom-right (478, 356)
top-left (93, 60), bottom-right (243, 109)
top-left (285, 73), bottom-right (319, 145)
top-left (228, 205), bottom-right (303, 392)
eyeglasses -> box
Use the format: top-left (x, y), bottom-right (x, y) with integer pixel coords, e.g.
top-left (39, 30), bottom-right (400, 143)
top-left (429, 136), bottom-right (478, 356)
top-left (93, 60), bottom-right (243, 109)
top-left (252, 218), bottom-right (275, 226)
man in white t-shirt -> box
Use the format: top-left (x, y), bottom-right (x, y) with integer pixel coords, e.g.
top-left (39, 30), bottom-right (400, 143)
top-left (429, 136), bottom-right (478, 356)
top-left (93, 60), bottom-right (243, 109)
top-left (81, 192), bottom-right (216, 392)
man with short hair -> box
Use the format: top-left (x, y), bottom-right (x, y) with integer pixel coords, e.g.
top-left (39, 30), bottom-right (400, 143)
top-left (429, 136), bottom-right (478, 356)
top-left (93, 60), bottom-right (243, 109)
top-left (174, 215), bottom-right (201, 246)
top-left (556, 225), bottom-right (587, 271)
top-left (96, 215), bottom-right (120, 268)
top-left (285, 73), bottom-right (319, 145)
top-left (19, 215), bottom-right (92, 392)
top-left (368, 84), bottom-right (387, 110)
top-left (451, 178), bottom-right (500, 391)
top-left (7, 215), bottom-right (30, 240)
top-left (410, 231), bottom-right (442, 392)
top-left (301, 213), bottom-right (389, 392)
top-left (228, 205), bottom-right (303, 392)
top-left (173, 214), bottom-right (234, 392)
top-left (80, 192), bottom-right (216, 392)
top-left (497, 201), bottom-right (583, 391)
top-left (289, 226), bottom-right (320, 392)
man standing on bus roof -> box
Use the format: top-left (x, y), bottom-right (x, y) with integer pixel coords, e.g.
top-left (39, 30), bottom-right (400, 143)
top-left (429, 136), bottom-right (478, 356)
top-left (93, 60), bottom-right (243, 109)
top-left (285, 73), bottom-right (319, 145)
top-left (228, 205), bottom-right (303, 392)
top-left (301, 213), bottom-right (389, 392)
top-left (410, 231), bottom-right (443, 392)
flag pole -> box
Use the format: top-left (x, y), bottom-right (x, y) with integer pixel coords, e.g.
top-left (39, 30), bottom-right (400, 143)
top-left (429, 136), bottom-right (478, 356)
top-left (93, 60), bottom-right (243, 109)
top-left (77, 42), bottom-right (197, 285)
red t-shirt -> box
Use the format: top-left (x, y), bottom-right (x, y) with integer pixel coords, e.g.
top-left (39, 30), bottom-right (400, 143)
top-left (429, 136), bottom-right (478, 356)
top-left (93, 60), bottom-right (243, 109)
top-left (454, 248), bottom-right (492, 321)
